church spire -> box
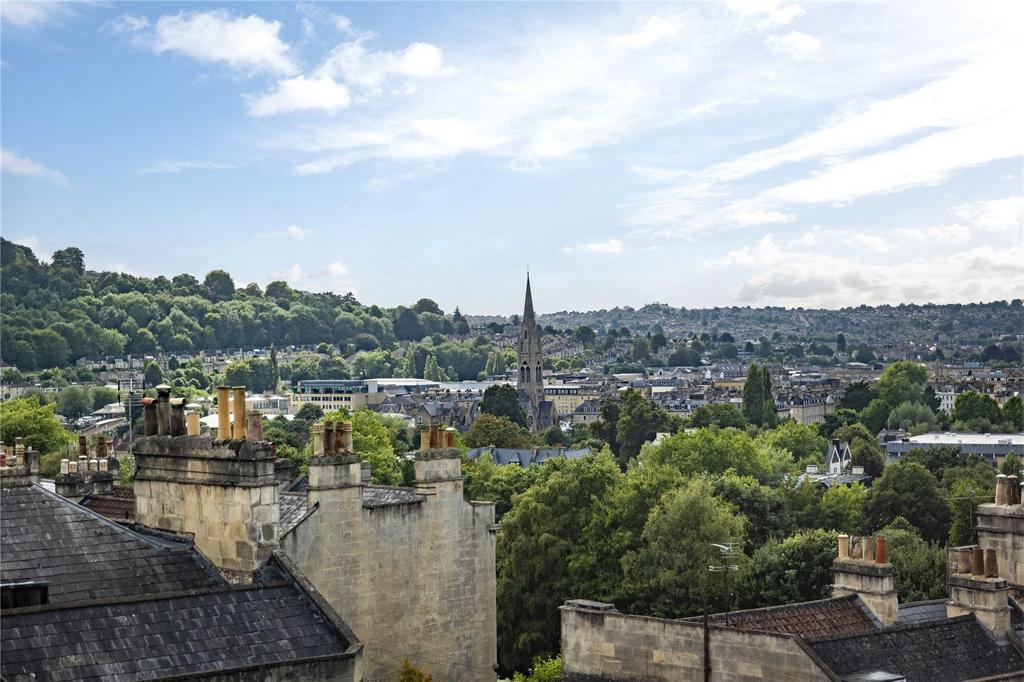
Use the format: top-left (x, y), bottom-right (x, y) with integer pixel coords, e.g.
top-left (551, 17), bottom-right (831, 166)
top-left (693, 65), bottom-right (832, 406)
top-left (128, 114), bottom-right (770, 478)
top-left (523, 272), bottom-right (536, 329)
top-left (517, 273), bottom-right (545, 431)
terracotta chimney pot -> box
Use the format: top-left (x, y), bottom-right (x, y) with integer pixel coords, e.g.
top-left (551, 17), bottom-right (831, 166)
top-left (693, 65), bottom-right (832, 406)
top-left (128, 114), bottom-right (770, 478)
top-left (972, 546), bottom-right (985, 576)
top-left (875, 537), bottom-right (888, 564)
top-left (231, 387), bottom-right (246, 440)
top-left (216, 386), bottom-right (230, 439)
top-left (984, 549), bottom-right (998, 578)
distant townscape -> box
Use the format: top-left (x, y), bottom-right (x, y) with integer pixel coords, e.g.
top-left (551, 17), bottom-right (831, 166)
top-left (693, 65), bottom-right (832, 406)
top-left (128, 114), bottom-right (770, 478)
top-left (2, 239), bottom-right (1023, 681)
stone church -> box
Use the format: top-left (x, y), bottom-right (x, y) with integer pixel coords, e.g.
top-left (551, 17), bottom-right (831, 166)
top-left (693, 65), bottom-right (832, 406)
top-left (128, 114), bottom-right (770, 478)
top-left (517, 275), bottom-right (556, 431)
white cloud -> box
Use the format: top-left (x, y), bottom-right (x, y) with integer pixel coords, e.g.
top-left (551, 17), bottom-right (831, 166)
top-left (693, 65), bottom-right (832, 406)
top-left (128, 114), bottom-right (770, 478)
top-left (317, 40), bottom-right (443, 90)
top-left (261, 225), bottom-right (312, 240)
top-left (1, 148), bottom-right (68, 186)
top-left (896, 223), bottom-right (971, 245)
top-left (248, 75), bottom-right (351, 117)
top-left (563, 238), bottom-right (624, 254)
top-left (271, 261), bottom-right (355, 293)
top-left (710, 232), bottom-right (1022, 306)
top-left (123, 10), bottom-right (296, 75)
top-left (0, 1), bottom-right (75, 28)
top-left (732, 210), bottom-right (794, 227)
top-left (952, 197), bottom-right (1023, 233)
top-left (103, 14), bottom-right (149, 34)
top-left (609, 16), bottom-right (678, 49)
top-left (138, 159), bottom-right (238, 174)
top-left (765, 5), bottom-right (804, 26)
top-left (844, 233), bottom-right (892, 253)
top-left (768, 30), bottom-right (820, 58)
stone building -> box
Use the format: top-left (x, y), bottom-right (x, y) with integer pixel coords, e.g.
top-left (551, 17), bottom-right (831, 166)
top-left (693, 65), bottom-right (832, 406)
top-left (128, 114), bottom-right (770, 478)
top-left (517, 275), bottom-right (556, 431)
top-left (561, 532), bottom-right (1024, 681)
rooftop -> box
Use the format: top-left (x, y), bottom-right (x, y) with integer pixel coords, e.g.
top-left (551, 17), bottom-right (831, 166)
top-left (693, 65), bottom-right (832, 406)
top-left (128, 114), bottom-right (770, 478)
top-left (693, 595), bottom-right (879, 639)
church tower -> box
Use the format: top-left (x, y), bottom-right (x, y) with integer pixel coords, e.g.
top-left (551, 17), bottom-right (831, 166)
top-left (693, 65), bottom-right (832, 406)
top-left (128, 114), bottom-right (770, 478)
top-left (517, 274), bottom-right (545, 430)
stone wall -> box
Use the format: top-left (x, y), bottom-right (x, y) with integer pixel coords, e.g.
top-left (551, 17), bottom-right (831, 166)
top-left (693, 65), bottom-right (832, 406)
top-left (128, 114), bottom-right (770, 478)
top-left (134, 435), bottom-right (280, 573)
top-left (560, 600), bottom-right (832, 682)
top-left (282, 448), bottom-right (497, 682)
top-left (976, 503), bottom-right (1024, 587)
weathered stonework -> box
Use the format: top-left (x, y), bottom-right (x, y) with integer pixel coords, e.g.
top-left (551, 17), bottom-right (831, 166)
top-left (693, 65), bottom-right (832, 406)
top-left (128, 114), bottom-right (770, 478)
top-left (947, 574), bottom-right (1011, 638)
top-left (831, 559), bottom-right (898, 626)
top-left (282, 447), bottom-right (497, 682)
top-left (975, 502), bottom-right (1024, 588)
top-left (560, 600), bottom-right (831, 682)
top-left (133, 435), bottom-right (280, 573)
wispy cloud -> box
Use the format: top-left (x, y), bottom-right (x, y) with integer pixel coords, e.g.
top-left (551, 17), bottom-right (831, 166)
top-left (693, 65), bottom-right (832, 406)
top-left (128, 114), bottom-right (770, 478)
top-left (1, 148), bottom-right (68, 186)
top-left (260, 225), bottom-right (312, 240)
top-left (271, 260), bottom-right (354, 293)
top-left (952, 197), bottom-right (1023, 233)
top-left (562, 238), bottom-right (624, 255)
top-left (137, 159), bottom-right (240, 174)
top-left (247, 75), bottom-right (350, 117)
top-left (1, 1), bottom-right (77, 29)
top-left (608, 16), bottom-right (678, 49)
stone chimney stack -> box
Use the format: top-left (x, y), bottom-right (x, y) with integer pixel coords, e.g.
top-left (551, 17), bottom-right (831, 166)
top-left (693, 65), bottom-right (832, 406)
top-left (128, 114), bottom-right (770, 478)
top-left (415, 425), bottom-right (462, 503)
top-left (974, 469), bottom-right (1024, 588)
top-left (832, 534), bottom-right (898, 625)
top-left (306, 420), bottom-right (363, 519)
top-left (946, 545), bottom-right (1011, 640)
top-left (0, 440), bottom-right (40, 488)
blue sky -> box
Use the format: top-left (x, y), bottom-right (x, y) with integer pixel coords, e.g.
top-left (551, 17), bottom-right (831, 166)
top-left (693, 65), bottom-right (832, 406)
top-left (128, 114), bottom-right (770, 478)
top-left (2, 1), bottom-right (1021, 314)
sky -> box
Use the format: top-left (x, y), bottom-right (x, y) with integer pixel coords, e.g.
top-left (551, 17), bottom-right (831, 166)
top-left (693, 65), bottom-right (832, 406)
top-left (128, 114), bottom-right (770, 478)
top-left (1, 1), bottom-right (1022, 315)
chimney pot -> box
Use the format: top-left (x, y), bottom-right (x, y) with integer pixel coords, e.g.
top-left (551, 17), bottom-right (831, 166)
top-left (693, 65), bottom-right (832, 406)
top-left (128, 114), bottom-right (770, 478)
top-left (89, 459), bottom-right (98, 472)
top-left (995, 474), bottom-right (1008, 505)
top-left (324, 422), bottom-right (336, 454)
top-left (69, 460), bottom-right (79, 474)
top-left (340, 421), bottom-right (353, 452)
top-left (838, 534), bottom-right (850, 559)
top-left (246, 410), bottom-right (264, 442)
top-left (78, 436), bottom-right (88, 458)
top-left (972, 546), bottom-right (985, 576)
top-left (429, 424), bottom-right (439, 449)
top-left (96, 436), bottom-right (107, 459)
top-left (216, 386), bottom-right (231, 439)
top-left (312, 422), bottom-right (326, 456)
top-left (231, 387), bottom-right (247, 440)
top-left (60, 459), bottom-right (69, 475)
top-left (143, 397), bottom-right (158, 436)
top-left (864, 536), bottom-right (876, 563)
top-left (1008, 475), bottom-right (1020, 505)
top-left (984, 548), bottom-right (998, 578)
top-left (186, 411), bottom-right (201, 437)
top-left (99, 459), bottom-right (108, 472)
top-left (156, 385), bottom-right (172, 436)
top-left (875, 537), bottom-right (887, 564)
top-left (169, 398), bottom-right (187, 436)
top-left (419, 428), bottom-right (430, 451)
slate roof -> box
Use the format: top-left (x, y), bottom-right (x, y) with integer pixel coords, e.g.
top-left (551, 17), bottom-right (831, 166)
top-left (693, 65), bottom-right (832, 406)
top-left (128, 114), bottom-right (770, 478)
top-left (279, 491), bottom-right (310, 534)
top-left (81, 484), bottom-right (136, 522)
top-left (280, 478), bottom-right (423, 514)
top-left (807, 615), bottom-right (1024, 682)
top-left (362, 485), bottom-right (423, 508)
top-left (1, 485), bottom-right (224, 603)
top-left (694, 595), bottom-right (879, 638)
top-left (1, 576), bottom-right (352, 681)
top-left (897, 599), bottom-right (949, 626)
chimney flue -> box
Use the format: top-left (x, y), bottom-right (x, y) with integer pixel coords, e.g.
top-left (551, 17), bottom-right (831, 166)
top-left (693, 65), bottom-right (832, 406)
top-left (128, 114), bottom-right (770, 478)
top-left (156, 385), bottom-right (171, 436)
top-left (143, 397), bottom-right (158, 436)
top-left (985, 549), bottom-right (998, 578)
top-left (972, 546), bottom-right (985, 576)
top-left (838, 534), bottom-right (850, 559)
top-left (323, 422), bottom-right (336, 454)
top-left (864, 536), bottom-right (876, 563)
top-left (96, 436), bottom-right (107, 459)
top-left (216, 386), bottom-right (230, 439)
top-left (420, 428), bottom-right (430, 451)
top-left (169, 398), bottom-right (186, 436)
top-left (78, 436), bottom-right (87, 458)
top-left (312, 422), bottom-right (325, 456)
top-left (246, 410), bottom-right (264, 442)
top-left (339, 421), bottom-right (353, 452)
top-left (60, 459), bottom-right (69, 475)
top-left (231, 387), bottom-right (247, 441)
top-left (995, 474), bottom-right (1008, 505)
top-left (875, 537), bottom-right (887, 564)
top-left (1008, 475), bottom-right (1020, 505)
top-left (186, 411), bottom-right (201, 436)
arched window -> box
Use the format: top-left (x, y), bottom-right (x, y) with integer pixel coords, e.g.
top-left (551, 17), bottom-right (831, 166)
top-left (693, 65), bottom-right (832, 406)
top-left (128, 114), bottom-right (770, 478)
top-left (520, 365), bottom-right (526, 383)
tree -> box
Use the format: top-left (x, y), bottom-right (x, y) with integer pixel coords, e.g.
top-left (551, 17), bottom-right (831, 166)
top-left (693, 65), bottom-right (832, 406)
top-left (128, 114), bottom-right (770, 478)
top-left (742, 364), bottom-right (767, 425)
top-left (835, 423), bottom-right (886, 477)
top-left (619, 476), bottom-right (745, 618)
top-left (203, 269), bottom-right (235, 301)
top-left (840, 381), bottom-right (874, 411)
top-left (876, 518), bottom-right (946, 602)
top-left (859, 399), bottom-right (891, 434)
top-left (737, 529), bottom-right (838, 609)
top-left (1003, 396), bottom-right (1024, 430)
top-left (32, 329), bottom-right (70, 368)
top-left (462, 452), bottom-right (542, 520)
top-left (347, 409), bottom-right (402, 485)
top-left (757, 421), bottom-right (827, 464)
top-left (512, 656), bottom-right (561, 682)
top-left (395, 308), bottom-right (426, 341)
top-left (689, 403), bottom-right (746, 429)
top-left (667, 346), bottom-right (701, 366)
top-left (1000, 453), bottom-right (1021, 476)
top-left (497, 452), bottom-right (621, 671)
top-left (143, 361), bottom-right (163, 388)
top-left (589, 400), bottom-right (621, 454)
top-left (866, 462), bottom-right (950, 544)
top-left (0, 396), bottom-right (73, 454)
top-left (950, 391), bottom-right (1002, 424)
top-left (56, 386), bottom-right (93, 420)
top-left (572, 325), bottom-right (596, 347)
top-left (887, 401), bottom-right (939, 435)
top-left (923, 385), bottom-right (941, 412)
top-left (465, 414), bottom-right (530, 448)
top-left (836, 333), bottom-right (847, 352)
top-left (412, 298), bottom-right (443, 315)
top-left (480, 384), bottom-right (528, 428)
top-left (615, 388), bottom-right (670, 466)
top-left (51, 246), bottom-right (85, 275)
top-left (645, 427), bottom-right (792, 485)
top-left (818, 483), bottom-right (867, 534)
top-left (876, 360), bottom-right (928, 407)
top-left (712, 474), bottom-right (789, 552)
top-left (422, 354), bottom-right (443, 381)
top-left (295, 403), bottom-right (324, 422)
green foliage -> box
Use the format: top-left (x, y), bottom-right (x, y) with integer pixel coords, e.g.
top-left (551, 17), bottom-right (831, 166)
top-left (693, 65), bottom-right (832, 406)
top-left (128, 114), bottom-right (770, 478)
top-left (91, 386), bottom-right (119, 411)
top-left (950, 391), bottom-right (1002, 424)
top-left (465, 414), bottom-right (530, 449)
top-left (620, 476), bottom-right (745, 618)
top-left (886, 401), bottom-right (938, 435)
top-left (712, 474), bottom-right (789, 551)
top-left (224, 359), bottom-right (277, 393)
top-left (737, 529), bottom-right (838, 609)
top-left (295, 403), bottom-right (324, 421)
top-left (859, 399), bottom-right (891, 434)
top-left (689, 403), bottom-right (746, 429)
top-left (818, 483), bottom-right (867, 534)
top-left (143, 361), bottom-right (163, 388)
top-left (866, 462), bottom-right (950, 544)
top-left (741, 363), bottom-right (774, 426)
top-left (480, 384), bottom-right (528, 428)
top-left (876, 361), bottom-right (928, 406)
top-left (496, 452), bottom-right (620, 671)
top-left (0, 396), bottom-right (73, 454)
top-left (835, 423), bottom-right (886, 477)
top-left (462, 453), bottom-right (541, 519)
top-left (56, 385), bottom-right (93, 419)
top-left (876, 519), bottom-right (947, 602)
top-left (398, 660), bottom-right (441, 682)
top-left (1001, 453), bottom-right (1022, 476)
top-left (644, 427), bottom-right (793, 485)
top-left (512, 656), bottom-right (561, 682)
top-left (348, 409), bottom-right (401, 485)
top-left (615, 388), bottom-right (670, 467)
top-left (757, 421), bottom-right (827, 464)
top-left (1003, 397), bottom-right (1024, 430)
